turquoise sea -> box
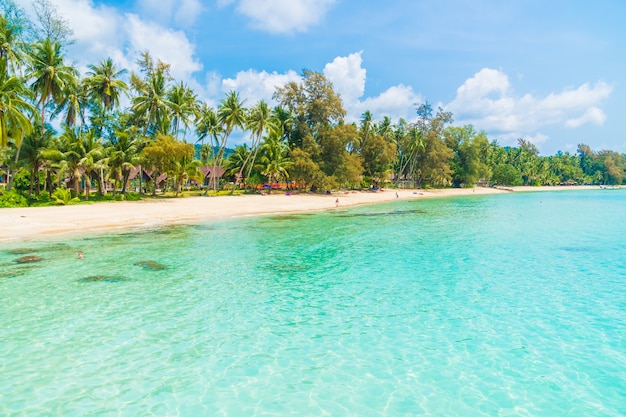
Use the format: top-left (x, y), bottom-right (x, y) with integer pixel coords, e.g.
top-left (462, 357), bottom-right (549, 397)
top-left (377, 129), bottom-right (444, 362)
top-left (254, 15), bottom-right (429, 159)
top-left (1, 190), bottom-right (625, 416)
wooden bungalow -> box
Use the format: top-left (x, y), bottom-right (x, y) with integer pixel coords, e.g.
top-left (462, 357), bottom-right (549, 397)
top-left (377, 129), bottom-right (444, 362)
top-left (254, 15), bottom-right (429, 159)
top-left (197, 165), bottom-right (226, 189)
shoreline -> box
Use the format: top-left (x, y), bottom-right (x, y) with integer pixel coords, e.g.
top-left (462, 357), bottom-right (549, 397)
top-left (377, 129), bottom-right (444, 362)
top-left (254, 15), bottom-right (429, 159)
top-left (0, 185), bottom-right (614, 241)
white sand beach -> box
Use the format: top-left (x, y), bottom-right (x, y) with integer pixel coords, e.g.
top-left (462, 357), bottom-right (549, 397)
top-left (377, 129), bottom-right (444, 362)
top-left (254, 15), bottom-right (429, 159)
top-left (0, 185), bottom-right (607, 241)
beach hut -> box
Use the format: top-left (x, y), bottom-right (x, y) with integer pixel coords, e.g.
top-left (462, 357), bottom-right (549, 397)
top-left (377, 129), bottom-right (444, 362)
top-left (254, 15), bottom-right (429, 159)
top-left (198, 166), bottom-right (226, 189)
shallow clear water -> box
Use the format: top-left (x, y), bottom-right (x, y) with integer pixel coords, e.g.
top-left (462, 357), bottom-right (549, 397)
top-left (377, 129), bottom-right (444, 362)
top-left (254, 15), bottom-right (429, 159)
top-left (1, 190), bottom-right (625, 416)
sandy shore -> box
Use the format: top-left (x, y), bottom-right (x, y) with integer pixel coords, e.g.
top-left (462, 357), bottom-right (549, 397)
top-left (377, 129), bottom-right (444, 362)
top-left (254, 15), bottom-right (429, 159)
top-left (0, 185), bottom-right (609, 241)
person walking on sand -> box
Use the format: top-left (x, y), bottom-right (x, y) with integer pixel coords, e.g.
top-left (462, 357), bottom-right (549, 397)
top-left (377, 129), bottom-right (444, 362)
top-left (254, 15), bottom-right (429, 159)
top-left (335, 198), bottom-right (339, 208)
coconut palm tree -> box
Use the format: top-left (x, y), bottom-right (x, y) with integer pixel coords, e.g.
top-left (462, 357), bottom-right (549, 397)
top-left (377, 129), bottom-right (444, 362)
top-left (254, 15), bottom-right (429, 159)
top-left (167, 81), bottom-right (198, 139)
top-left (240, 100), bottom-right (275, 187)
top-left (27, 39), bottom-right (78, 135)
top-left (0, 59), bottom-right (34, 191)
top-left (0, 59), bottom-right (33, 148)
top-left (84, 57), bottom-right (128, 113)
top-left (77, 128), bottom-right (104, 200)
top-left (0, 14), bottom-right (25, 75)
top-left (108, 129), bottom-right (139, 195)
top-left (130, 63), bottom-right (174, 136)
top-left (18, 129), bottom-right (52, 196)
top-left (50, 76), bottom-right (87, 128)
top-left (214, 91), bottom-right (246, 190)
top-left (259, 134), bottom-right (293, 188)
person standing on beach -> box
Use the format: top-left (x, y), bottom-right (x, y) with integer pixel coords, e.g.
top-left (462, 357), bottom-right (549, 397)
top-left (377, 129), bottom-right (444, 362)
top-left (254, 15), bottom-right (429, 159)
top-left (335, 198), bottom-right (339, 207)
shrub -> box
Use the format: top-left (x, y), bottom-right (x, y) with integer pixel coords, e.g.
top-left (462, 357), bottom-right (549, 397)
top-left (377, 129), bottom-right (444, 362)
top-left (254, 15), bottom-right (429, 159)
top-left (52, 188), bottom-right (80, 205)
top-left (0, 190), bottom-right (28, 208)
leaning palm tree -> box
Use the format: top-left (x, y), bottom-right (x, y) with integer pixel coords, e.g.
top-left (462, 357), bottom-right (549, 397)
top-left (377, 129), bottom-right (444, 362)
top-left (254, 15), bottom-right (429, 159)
top-left (27, 39), bottom-right (78, 135)
top-left (84, 57), bottom-right (128, 113)
top-left (236, 99), bottom-right (275, 191)
top-left (214, 91), bottom-right (246, 191)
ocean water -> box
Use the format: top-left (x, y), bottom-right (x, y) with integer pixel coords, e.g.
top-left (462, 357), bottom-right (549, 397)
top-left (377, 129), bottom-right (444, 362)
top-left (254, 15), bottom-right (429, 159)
top-left (1, 190), bottom-right (625, 417)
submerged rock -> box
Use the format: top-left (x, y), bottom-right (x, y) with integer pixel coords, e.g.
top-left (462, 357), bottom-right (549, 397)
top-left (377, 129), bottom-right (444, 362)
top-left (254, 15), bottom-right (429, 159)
top-left (7, 248), bottom-right (35, 255)
top-left (78, 275), bottom-right (126, 283)
top-left (15, 255), bottom-right (43, 263)
top-left (134, 260), bottom-right (167, 270)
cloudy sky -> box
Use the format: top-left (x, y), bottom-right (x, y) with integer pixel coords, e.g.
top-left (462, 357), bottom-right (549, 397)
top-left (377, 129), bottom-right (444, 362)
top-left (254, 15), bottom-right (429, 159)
top-left (15, 0), bottom-right (626, 154)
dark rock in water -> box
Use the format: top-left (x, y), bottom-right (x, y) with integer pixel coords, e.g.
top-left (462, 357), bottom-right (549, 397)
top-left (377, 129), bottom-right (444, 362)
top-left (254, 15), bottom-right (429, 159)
top-left (15, 255), bottom-right (43, 263)
top-left (78, 275), bottom-right (126, 283)
top-left (134, 260), bottom-right (167, 270)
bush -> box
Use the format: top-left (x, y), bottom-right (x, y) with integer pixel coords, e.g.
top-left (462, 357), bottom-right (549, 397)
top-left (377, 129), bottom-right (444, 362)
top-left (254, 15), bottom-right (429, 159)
top-left (52, 188), bottom-right (80, 205)
top-left (27, 192), bottom-right (52, 207)
top-left (0, 190), bottom-right (28, 208)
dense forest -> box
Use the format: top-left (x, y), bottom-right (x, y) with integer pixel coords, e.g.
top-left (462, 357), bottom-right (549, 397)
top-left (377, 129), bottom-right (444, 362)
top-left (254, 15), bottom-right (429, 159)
top-left (1, 0), bottom-right (625, 207)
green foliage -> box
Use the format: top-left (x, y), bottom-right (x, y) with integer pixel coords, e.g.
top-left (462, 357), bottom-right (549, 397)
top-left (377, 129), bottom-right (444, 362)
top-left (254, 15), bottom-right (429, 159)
top-left (51, 187), bottom-right (79, 205)
top-left (26, 191), bottom-right (51, 206)
top-left (0, 189), bottom-right (27, 207)
top-left (1, 7), bottom-right (625, 198)
top-left (491, 164), bottom-right (523, 186)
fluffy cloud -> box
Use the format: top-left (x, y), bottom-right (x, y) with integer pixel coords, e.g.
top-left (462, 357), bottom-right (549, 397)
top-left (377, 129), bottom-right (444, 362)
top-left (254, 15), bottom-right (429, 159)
top-left (125, 14), bottom-right (202, 80)
top-left (323, 51), bottom-right (421, 122)
top-left (323, 52), bottom-right (366, 105)
top-left (18, 0), bottom-right (203, 83)
top-left (446, 68), bottom-right (612, 144)
top-left (229, 0), bottom-right (337, 34)
top-left (353, 85), bottom-right (422, 122)
top-left (565, 107), bottom-right (607, 128)
top-left (221, 69), bottom-right (301, 105)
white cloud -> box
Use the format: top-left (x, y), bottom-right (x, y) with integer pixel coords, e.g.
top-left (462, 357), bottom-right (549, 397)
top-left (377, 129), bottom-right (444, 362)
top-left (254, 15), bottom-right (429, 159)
top-left (125, 14), bottom-right (202, 80)
top-left (446, 68), bottom-right (613, 145)
top-left (323, 51), bottom-right (422, 123)
top-left (565, 106), bottom-right (607, 128)
top-left (323, 52), bottom-right (366, 105)
top-left (352, 85), bottom-right (422, 123)
top-left (18, 0), bottom-right (203, 85)
top-left (221, 69), bottom-right (301, 105)
top-left (232, 0), bottom-right (337, 34)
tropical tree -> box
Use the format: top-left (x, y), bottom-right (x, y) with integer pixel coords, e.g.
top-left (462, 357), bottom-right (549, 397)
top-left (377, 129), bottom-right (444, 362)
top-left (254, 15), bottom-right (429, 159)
top-left (84, 57), bottom-right (128, 113)
top-left (108, 127), bottom-right (139, 195)
top-left (259, 134), bottom-right (293, 188)
top-left (50, 74), bottom-right (86, 127)
top-left (27, 38), bottom-right (77, 134)
top-left (17, 129), bottom-right (51, 195)
top-left (214, 90), bottom-right (246, 190)
top-left (0, 59), bottom-right (33, 148)
top-left (77, 128), bottom-right (104, 200)
top-left (167, 80), bottom-right (197, 139)
top-left (235, 99), bottom-right (274, 191)
top-left (130, 52), bottom-right (174, 135)
top-left (0, 13), bottom-right (25, 75)
top-left (140, 132), bottom-right (194, 195)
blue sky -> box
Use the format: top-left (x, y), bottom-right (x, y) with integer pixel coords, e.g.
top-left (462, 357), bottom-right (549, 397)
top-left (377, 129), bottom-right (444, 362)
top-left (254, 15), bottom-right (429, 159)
top-left (16, 0), bottom-right (626, 154)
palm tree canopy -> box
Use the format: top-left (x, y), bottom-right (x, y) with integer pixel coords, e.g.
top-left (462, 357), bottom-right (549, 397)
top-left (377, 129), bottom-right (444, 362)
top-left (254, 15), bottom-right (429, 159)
top-left (27, 39), bottom-right (78, 133)
top-left (84, 57), bottom-right (128, 112)
top-left (0, 60), bottom-right (34, 147)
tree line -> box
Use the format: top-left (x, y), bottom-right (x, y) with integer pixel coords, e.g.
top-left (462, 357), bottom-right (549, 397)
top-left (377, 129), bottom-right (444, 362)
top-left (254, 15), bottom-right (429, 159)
top-left (1, 0), bottom-right (624, 206)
